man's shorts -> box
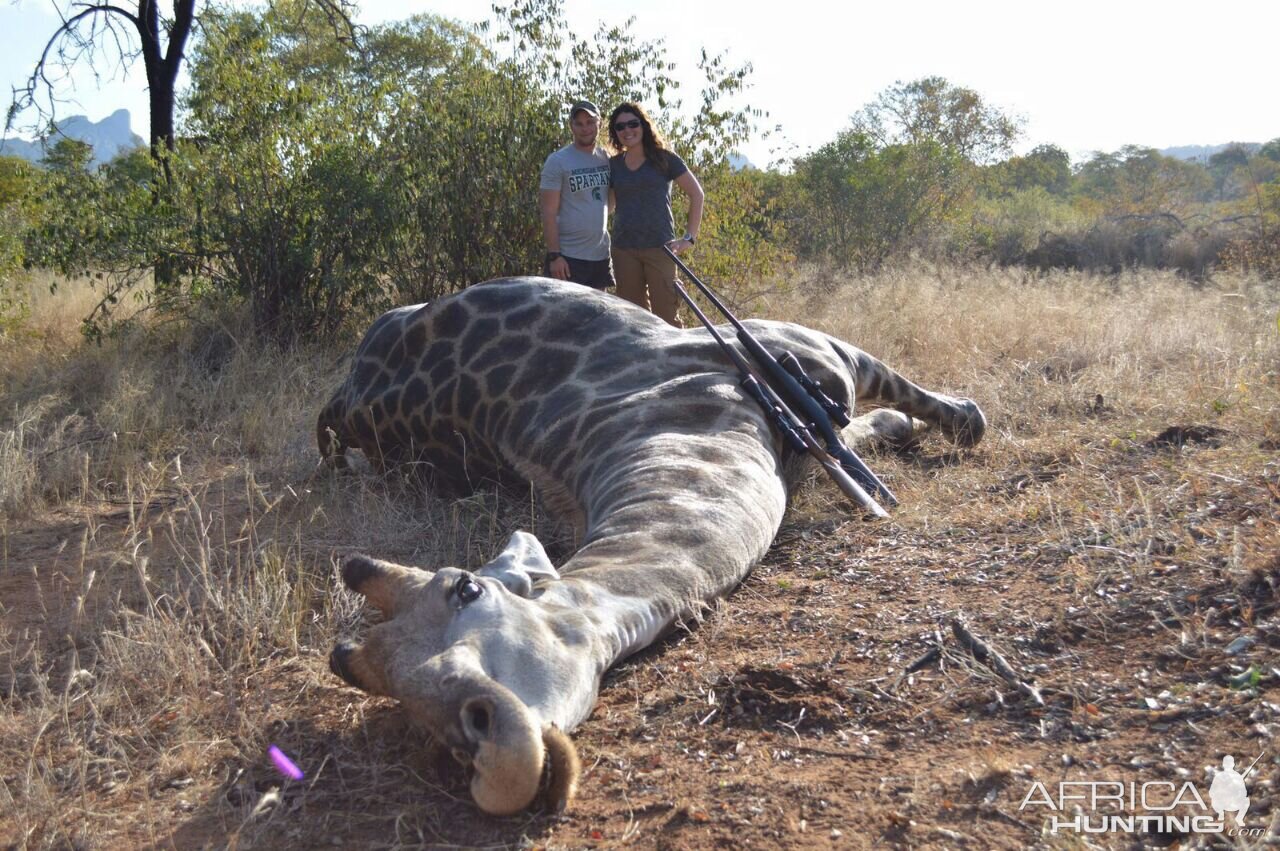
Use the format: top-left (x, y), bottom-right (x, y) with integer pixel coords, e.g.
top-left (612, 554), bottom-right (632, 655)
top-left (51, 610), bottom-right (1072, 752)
top-left (544, 255), bottom-right (615, 290)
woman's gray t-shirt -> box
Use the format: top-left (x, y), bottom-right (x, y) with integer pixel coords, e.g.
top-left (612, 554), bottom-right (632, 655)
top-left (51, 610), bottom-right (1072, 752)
top-left (610, 151), bottom-right (689, 250)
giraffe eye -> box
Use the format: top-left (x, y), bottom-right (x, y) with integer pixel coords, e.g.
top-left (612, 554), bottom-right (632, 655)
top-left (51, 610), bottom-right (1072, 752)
top-left (455, 576), bottom-right (483, 605)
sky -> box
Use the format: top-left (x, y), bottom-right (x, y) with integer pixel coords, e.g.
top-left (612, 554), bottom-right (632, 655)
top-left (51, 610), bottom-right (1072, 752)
top-left (2, 0), bottom-right (1278, 168)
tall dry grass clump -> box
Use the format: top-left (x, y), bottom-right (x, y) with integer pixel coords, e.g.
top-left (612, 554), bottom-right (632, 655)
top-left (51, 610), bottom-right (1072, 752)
top-left (773, 262), bottom-right (1278, 434)
top-left (0, 273), bottom-right (349, 520)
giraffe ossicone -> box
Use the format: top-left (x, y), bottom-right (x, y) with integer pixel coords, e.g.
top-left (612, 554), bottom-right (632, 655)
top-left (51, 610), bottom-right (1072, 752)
top-left (320, 278), bottom-right (985, 815)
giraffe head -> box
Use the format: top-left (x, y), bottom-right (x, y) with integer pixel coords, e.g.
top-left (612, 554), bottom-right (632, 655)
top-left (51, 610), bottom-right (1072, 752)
top-left (330, 531), bottom-right (584, 815)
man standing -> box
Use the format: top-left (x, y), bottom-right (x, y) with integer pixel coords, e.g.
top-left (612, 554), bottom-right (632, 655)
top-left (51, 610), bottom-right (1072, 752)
top-left (539, 100), bottom-right (613, 289)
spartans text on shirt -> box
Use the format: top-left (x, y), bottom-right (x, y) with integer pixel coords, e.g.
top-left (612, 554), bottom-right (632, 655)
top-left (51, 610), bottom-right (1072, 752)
top-left (568, 166), bottom-right (610, 193)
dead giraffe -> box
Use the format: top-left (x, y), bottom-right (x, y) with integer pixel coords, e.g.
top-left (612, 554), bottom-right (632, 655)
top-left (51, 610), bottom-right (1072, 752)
top-left (320, 278), bottom-right (985, 815)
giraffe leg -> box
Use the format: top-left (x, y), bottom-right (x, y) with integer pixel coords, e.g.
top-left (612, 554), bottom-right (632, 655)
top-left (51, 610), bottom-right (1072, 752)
top-left (845, 349), bottom-right (986, 448)
top-left (841, 409), bottom-right (917, 451)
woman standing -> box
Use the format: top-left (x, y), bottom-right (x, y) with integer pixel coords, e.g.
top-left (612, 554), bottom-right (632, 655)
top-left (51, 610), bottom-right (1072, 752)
top-left (607, 102), bottom-right (704, 327)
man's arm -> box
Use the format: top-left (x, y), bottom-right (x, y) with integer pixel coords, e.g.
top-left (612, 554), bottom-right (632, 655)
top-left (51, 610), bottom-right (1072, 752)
top-left (539, 189), bottom-right (571, 280)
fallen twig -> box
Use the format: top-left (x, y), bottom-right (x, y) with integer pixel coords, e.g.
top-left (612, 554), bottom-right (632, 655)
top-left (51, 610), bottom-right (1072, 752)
top-left (891, 645), bottom-right (942, 692)
top-left (791, 746), bottom-right (882, 761)
top-left (949, 617), bottom-right (1045, 706)
top-left (982, 805), bottom-right (1041, 834)
top-left (38, 434), bottom-right (112, 460)
top-left (904, 645), bottom-right (941, 675)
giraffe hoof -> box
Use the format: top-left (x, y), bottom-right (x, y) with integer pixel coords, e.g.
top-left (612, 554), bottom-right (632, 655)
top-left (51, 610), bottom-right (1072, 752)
top-left (944, 399), bottom-right (986, 448)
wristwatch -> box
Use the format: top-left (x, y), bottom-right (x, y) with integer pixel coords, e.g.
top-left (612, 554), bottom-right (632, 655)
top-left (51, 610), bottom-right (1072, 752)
top-left (545, 251), bottom-right (561, 262)
top-left (683, 232), bottom-right (696, 244)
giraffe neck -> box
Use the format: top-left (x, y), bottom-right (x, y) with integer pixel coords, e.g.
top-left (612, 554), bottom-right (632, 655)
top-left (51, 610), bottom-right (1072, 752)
top-left (524, 540), bottom-right (735, 730)
top-left (556, 479), bottom-right (785, 672)
top-left (568, 425), bottom-right (787, 658)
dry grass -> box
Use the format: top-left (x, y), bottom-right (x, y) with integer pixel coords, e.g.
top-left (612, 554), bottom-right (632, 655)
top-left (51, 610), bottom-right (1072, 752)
top-left (1, 264), bottom-right (1278, 849)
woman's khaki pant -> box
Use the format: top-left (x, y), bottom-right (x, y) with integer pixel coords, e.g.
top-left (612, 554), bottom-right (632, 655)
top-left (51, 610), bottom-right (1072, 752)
top-left (611, 247), bottom-right (683, 328)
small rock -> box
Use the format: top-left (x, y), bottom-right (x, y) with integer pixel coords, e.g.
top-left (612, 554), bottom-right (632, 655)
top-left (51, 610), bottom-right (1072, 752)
top-left (250, 788), bottom-right (280, 819)
top-left (1226, 636), bottom-right (1256, 655)
top-left (67, 669), bottom-right (96, 691)
top-left (933, 827), bottom-right (968, 842)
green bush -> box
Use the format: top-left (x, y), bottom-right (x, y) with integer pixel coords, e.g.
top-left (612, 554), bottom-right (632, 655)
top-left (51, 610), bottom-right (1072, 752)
top-left (19, 142), bottom-right (169, 336)
top-left (967, 186), bottom-right (1089, 265)
top-left (174, 4), bottom-right (393, 343)
top-left (0, 155), bottom-right (42, 321)
top-left (790, 132), bottom-right (969, 268)
top-left (374, 15), bottom-right (561, 304)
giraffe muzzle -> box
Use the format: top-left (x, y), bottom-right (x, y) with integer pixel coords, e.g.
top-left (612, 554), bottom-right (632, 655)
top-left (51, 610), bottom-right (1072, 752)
top-left (449, 677), bottom-right (564, 815)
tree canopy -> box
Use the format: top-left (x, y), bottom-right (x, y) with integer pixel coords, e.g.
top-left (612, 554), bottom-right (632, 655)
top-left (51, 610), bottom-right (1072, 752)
top-left (4, 4), bottom-right (1278, 339)
top-left (8, 0), bottom-right (356, 156)
top-left (850, 76), bottom-right (1022, 165)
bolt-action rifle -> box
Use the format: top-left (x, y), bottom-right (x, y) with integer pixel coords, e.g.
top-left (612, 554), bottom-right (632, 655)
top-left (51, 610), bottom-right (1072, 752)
top-left (661, 245), bottom-right (897, 517)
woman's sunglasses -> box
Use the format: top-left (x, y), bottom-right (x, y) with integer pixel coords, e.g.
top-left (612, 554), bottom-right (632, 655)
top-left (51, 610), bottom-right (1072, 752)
top-left (613, 120), bottom-right (642, 131)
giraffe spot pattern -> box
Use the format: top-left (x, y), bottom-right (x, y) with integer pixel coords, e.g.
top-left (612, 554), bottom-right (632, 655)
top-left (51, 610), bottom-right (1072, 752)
top-left (459, 317), bottom-right (502, 367)
top-left (318, 277), bottom-right (985, 547)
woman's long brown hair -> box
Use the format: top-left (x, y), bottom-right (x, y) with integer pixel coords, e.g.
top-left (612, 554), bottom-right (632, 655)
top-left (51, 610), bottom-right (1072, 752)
top-left (607, 102), bottom-right (672, 175)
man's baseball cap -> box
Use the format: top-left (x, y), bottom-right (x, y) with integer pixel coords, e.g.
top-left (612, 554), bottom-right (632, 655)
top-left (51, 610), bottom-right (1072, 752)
top-left (569, 100), bottom-right (600, 120)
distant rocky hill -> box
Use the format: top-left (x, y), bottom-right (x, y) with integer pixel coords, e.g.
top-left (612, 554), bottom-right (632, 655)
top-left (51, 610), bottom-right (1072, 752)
top-left (0, 109), bottom-right (144, 167)
top-left (1161, 142), bottom-right (1261, 163)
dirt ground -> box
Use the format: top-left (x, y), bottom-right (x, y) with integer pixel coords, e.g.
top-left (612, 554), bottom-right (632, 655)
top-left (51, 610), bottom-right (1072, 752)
top-left (3, 408), bottom-right (1278, 850)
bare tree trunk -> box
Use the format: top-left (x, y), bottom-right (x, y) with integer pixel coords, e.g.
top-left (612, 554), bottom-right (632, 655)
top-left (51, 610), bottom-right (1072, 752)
top-left (136, 0), bottom-right (194, 292)
top-left (139, 0), bottom-right (195, 157)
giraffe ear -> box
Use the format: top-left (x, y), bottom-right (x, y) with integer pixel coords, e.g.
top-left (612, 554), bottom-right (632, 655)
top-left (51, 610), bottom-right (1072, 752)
top-left (478, 531), bottom-right (559, 598)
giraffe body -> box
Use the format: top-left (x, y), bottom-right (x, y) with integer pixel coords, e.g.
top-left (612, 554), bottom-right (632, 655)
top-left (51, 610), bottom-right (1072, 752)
top-left (323, 278), bottom-right (984, 814)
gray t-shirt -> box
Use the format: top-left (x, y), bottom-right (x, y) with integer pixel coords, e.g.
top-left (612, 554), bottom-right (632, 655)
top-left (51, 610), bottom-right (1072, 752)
top-left (539, 144), bottom-right (611, 261)
top-left (610, 150), bottom-right (689, 250)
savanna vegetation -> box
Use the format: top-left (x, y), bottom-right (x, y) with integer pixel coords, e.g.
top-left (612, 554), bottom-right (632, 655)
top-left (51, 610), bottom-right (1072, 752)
top-left (2, 0), bottom-right (1278, 847)
top-left (3, 0), bottom-right (1277, 342)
